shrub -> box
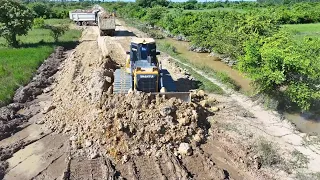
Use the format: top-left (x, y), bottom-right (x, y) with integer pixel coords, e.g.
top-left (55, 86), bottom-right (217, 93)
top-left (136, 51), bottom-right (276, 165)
top-left (33, 18), bottom-right (45, 29)
top-left (45, 25), bottom-right (69, 42)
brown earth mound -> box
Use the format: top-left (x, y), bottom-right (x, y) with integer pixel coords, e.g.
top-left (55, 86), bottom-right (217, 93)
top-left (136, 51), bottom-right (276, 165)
top-left (45, 91), bottom-right (212, 161)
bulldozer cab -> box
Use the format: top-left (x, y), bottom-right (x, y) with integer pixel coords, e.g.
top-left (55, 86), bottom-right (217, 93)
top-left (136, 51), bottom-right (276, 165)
top-left (128, 38), bottom-right (160, 68)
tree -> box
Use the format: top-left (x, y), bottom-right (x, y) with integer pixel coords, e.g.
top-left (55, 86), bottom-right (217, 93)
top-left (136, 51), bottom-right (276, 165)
top-left (45, 24), bottom-right (69, 43)
top-left (183, 0), bottom-right (197, 10)
top-left (143, 6), bottom-right (168, 27)
top-left (30, 2), bottom-right (52, 18)
top-left (136, 0), bottom-right (169, 7)
top-left (0, 0), bottom-right (34, 47)
top-left (239, 31), bottom-right (320, 111)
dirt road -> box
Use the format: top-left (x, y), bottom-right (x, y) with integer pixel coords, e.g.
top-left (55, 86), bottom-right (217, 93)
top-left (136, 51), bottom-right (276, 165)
top-left (0, 21), bottom-right (319, 180)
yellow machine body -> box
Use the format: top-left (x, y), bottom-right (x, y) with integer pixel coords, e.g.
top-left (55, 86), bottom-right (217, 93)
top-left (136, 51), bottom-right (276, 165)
top-left (113, 38), bottom-right (191, 102)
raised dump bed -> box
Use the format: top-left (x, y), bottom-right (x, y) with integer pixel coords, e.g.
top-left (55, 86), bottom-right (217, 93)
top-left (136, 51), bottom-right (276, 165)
top-left (69, 9), bottom-right (100, 26)
top-left (97, 12), bottom-right (116, 36)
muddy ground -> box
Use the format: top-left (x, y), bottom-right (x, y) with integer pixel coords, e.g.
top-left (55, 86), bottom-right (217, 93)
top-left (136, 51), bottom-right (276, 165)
top-left (0, 21), bottom-right (319, 180)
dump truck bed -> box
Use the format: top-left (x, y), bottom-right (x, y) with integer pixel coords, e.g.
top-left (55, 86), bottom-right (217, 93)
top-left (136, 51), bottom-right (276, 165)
top-left (98, 16), bottom-right (116, 30)
top-left (69, 12), bottom-right (96, 22)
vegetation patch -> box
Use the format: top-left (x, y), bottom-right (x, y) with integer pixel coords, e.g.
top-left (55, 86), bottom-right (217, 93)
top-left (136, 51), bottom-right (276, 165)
top-left (296, 171), bottom-right (320, 180)
top-left (289, 150), bottom-right (309, 169)
top-left (0, 17), bottom-right (81, 106)
top-left (255, 138), bottom-right (283, 167)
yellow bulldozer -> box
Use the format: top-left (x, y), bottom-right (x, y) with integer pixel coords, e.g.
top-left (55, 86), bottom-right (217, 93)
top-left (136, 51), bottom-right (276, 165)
top-left (113, 38), bottom-right (191, 102)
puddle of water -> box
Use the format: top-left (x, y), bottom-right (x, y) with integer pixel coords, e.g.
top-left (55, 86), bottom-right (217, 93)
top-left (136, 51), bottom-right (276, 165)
top-left (158, 38), bottom-right (252, 92)
top-left (284, 112), bottom-right (320, 135)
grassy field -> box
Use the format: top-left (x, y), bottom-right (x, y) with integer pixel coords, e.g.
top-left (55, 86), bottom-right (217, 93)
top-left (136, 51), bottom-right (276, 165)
top-left (284, 23), bottom-right (320, 39)
top-left (0, 19), bottom-right (81, 106)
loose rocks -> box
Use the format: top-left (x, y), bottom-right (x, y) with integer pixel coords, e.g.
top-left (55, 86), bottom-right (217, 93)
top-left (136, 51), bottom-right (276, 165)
top-left (45, 92), bottom-right (211, 161)
top-left (159, 105), bottom-right (173, 117)
top-left (178, 143), bottom-right (192, 156)
top-left (189, 45), bottom-right (211, 53)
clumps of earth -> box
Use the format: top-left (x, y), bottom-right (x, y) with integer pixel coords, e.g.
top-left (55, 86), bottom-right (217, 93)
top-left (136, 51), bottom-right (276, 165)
top-left (0, 47), bottom-right (66, 141)
top-left (45, 90), bottom-right (216, 162)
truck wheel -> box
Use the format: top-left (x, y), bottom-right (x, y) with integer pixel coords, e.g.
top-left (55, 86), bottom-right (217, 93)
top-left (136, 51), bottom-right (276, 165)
top-left (110, 30), bottom-right (115, 36)
top-left (107, 30), bottom-right (112, 36)
top-left (82, 21), bottom-right (87, 26)
top-left (100, 30), bottom-right (104, 36)
top-left (76, 21), bottom-right (82, 26)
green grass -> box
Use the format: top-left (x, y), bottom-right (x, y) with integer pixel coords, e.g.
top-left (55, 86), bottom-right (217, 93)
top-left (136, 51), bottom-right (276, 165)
top-left (0, 19), bottom-right (81, 106)
top-left (283, 23), bottom-right (320, 39)
top-left (44, 18), bottom-right (73, 25)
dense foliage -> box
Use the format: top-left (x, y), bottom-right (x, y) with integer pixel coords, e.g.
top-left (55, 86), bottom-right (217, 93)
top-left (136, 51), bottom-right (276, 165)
top-left (239, 31), bottom-right (320, 110)
top-left (104, 1), bottom-right (320, 111)
top-left (0, 0), bottom-right (34, 47)
top-left (136, 0), bottom-right (169, 7)
top-left (27, 2), bottom-right (91, 19)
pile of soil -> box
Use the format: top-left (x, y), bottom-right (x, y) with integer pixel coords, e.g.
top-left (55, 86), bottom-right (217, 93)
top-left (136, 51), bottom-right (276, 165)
top-left (99, 12), bottom-right (113, 19)
top-left (45, 91), bottom-right (211, 161)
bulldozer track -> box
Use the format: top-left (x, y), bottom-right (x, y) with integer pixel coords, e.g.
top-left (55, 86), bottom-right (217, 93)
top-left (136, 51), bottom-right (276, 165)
top-left (113, 69), bottom-right (132, 94)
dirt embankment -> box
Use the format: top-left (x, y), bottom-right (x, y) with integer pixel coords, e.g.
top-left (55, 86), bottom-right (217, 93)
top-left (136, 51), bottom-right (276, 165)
top-left (0, 46), bottom-right (69, 179)
top-left (0, 47), bottom-right (66, 140)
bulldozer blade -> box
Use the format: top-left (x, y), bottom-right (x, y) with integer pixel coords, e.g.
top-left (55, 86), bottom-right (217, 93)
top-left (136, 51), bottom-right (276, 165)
top-left (150, 92), bottom-right (191, 102)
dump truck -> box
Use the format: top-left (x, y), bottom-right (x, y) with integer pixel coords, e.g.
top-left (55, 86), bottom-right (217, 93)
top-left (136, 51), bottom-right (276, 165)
top-left (97, 12), bottom-right (116, 36)
top-left (113, 38), bottom-right (191, 102)
top-left (69, 9), bottom-right (100, 26)
top-left (69, 9), bottom-right (116, 36)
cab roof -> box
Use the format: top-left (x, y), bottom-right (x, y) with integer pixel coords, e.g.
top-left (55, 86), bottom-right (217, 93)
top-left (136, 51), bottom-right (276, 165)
top-left (131, 37), bottom-right (155, 44)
